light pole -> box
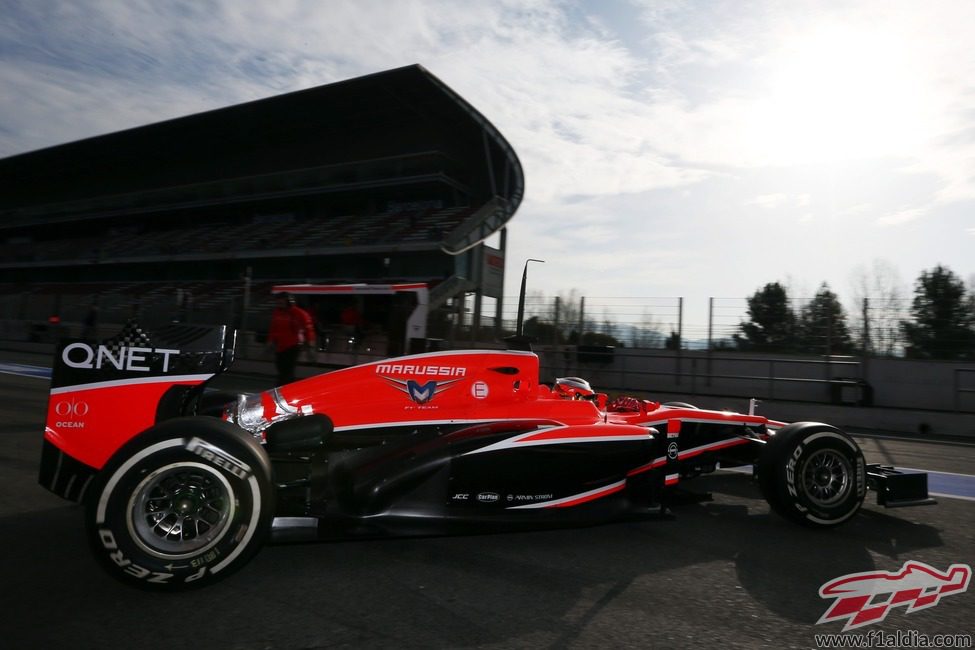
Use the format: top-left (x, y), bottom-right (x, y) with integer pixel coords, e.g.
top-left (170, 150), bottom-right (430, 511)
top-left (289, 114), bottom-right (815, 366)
top-left (515, 258), bottom-right (545, 336)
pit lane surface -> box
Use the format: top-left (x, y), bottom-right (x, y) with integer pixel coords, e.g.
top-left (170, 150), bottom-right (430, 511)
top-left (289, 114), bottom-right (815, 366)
top-left (1, 370), bottom-right (972, 649)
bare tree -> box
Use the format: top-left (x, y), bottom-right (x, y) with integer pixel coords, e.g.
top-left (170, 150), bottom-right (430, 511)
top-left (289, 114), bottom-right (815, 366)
top-left (600, 307), bottom-right (617, 340)
top-left (555, 288), bottom-right (582, 337)
top-left (631, 308), bottom-right (665, 348)
top-left (848, 259), bottom-right (906, 356)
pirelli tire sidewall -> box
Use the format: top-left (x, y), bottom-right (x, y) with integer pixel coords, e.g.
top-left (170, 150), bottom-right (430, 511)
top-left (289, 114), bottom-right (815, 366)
top-left (85, 417), bottom-right (273, 590)
top-left (758, 422), bottom-right (866, 528)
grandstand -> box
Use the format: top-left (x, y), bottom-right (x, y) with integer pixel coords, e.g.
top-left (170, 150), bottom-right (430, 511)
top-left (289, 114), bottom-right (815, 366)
top-left (0, 65), bottom-right (523, 352)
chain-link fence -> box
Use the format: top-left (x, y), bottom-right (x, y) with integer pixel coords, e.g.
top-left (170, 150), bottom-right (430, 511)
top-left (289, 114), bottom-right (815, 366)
top-left (709, 296), bottom-right (915, 357)
top-left (470, 293), bottom-right (973, 359)
top-left (491, 295), bottom-right (684, 348)
top-left (3, 282), bottom-right (973, 361)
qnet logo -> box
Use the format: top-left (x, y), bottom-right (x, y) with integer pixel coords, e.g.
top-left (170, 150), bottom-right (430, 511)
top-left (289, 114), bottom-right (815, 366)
top-left (817, 560), bottom-right (971, 631)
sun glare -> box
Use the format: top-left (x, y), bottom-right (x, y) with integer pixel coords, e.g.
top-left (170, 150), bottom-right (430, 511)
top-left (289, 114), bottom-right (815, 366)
top-left (747, 24), bottom-right (933, 166)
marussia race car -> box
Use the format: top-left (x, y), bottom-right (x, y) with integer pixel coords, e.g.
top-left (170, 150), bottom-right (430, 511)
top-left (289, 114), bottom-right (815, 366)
top-left (40, 323), bottom-right (935, 589)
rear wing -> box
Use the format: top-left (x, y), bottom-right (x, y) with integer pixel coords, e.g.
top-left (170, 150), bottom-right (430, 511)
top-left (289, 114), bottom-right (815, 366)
top-left (40, 322), bottom-right (235, 501)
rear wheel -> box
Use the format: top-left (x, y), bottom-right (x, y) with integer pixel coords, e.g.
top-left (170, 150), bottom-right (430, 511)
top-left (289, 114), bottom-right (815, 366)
top-left (86, 417), bottom-right (273, 589)
top-left (757, 422), bottom-right (865, 527)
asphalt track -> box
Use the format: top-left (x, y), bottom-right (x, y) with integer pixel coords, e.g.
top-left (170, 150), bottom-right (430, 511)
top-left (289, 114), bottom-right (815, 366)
top-left (1, 367), bottom-right (972, 649)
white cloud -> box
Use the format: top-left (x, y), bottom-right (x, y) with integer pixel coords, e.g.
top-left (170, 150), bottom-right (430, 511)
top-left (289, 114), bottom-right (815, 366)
top-left (837, 203), bottom-right (872, 217)
top-left (745, 192), bottom-right (814, 217)
top-left (6, 1), bottom-right (973, 211)
top-left (746, 194), bottom-right (790, 209)
top-left (0, 0), bottom-right (707, 204)
top-left (878, 207), bottom-right (926, 226)
top-left (0, 0), bottom-right (972, 312)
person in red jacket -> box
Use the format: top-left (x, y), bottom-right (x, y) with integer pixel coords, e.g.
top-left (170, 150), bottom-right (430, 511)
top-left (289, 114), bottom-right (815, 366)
top-left (267, 293), bottom-right (315, 385)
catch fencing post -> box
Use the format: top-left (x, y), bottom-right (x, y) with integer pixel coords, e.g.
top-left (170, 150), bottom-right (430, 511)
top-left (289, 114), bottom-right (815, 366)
top-left (575, 296), bottom-right (585, 374)
top-left (554, 295), bottom-right (561, 345)
top-left (674, 297), bottom-right (683, 385)
top-left (707, 297), bottom-right (714, 387)
top-left (861, 297), bottom-right (870, 380)
top-left (471, 289), bottom-right (482, 348)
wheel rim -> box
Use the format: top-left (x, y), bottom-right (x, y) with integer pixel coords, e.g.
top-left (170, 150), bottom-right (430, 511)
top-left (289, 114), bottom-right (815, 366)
top-left (800, 448), bottom-right (852, 507)
top-left (127, 462), bottom-right (236, 560)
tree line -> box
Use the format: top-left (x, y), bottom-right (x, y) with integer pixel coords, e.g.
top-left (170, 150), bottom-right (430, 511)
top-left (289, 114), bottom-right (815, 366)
top-left (735, 265), bottom-right (975, 360)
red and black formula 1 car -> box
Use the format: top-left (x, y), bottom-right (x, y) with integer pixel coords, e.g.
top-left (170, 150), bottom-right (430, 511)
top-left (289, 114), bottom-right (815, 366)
top-left (40, 323), bottom-right (935, 589)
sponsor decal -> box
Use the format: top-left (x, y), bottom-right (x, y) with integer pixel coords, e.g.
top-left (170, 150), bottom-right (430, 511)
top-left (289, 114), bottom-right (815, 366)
top-left (510, 493), bottom-right (554, 502)
top-left (817, 560), bottom-right (972, 631)
top-left (855, 454), bottom-right (866, 499)
top-left (505, 482), bottom-right (629, 510)
top-left (190, 548), bottom-right (222, 568)
top-left (451, 493), bottom-right (469, 501)
top-left (381, 376), bottom-right (463, 405)
top-left (62, 343), bottom-right (180, 373)
top-left (376, 364), bottom-right (466, 377)
top-left (471, 381), bottom-right (490, 399)
top-left (786, 444), bottom-right (803, 498)
top-left (54, 397), bottom-right (90, 428)
top-left (667, 442), bottom-right (679, 460)
top-left (477, 492), bottom-right (499, 503)
top-left (98, 528), bottom-right (206, 584)
top-left (55, 398), bottom-right (89, 417)
top-left (508, 481), bottom-right (627, 509)
top-left (186, 437), bottom-right (252, 479)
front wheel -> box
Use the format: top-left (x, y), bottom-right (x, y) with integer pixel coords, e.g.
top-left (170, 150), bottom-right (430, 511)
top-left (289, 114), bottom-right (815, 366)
top-left (757, 422), bottom-right (865, 527)
top-left (85, 417), bottom-right (273, 589)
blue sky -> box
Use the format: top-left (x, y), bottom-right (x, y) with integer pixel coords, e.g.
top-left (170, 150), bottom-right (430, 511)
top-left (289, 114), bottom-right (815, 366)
top-left (1, 0), bottom-right (973, 335)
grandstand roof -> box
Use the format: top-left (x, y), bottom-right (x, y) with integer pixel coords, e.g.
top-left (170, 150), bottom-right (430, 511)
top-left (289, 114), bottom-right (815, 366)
top-left (0, 65), bottom-right (523, 253)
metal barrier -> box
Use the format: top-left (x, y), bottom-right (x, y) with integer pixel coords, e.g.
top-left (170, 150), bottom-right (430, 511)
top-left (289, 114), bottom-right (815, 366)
top-left (955, 368), bottom-right (975, 412)
top-left (537, 347), bottom-right (867, 406)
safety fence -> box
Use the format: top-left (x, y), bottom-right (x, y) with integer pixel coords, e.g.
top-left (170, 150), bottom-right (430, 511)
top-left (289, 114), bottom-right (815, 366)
top-left (529, 346), bottom-right (974, 414)
top-left (479, 294), bottom-right (965, 360)
top-left (4, 282), bottom-right (970, 361)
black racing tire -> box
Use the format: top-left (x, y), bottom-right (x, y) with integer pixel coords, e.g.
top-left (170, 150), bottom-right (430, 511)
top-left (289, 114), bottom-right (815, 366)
top-left (85, 417), bottom-right (273, 590)
top-left (757, 422), bottom-right (866, 528)
top-left (663, 401), bottom-right (699, 409)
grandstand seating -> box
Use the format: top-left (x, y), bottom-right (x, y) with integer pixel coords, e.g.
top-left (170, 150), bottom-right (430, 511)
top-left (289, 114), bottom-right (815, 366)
top-left (0, 205), bottom-right (476, 267)
top-left (0, 67), bottom-right (523, 351)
